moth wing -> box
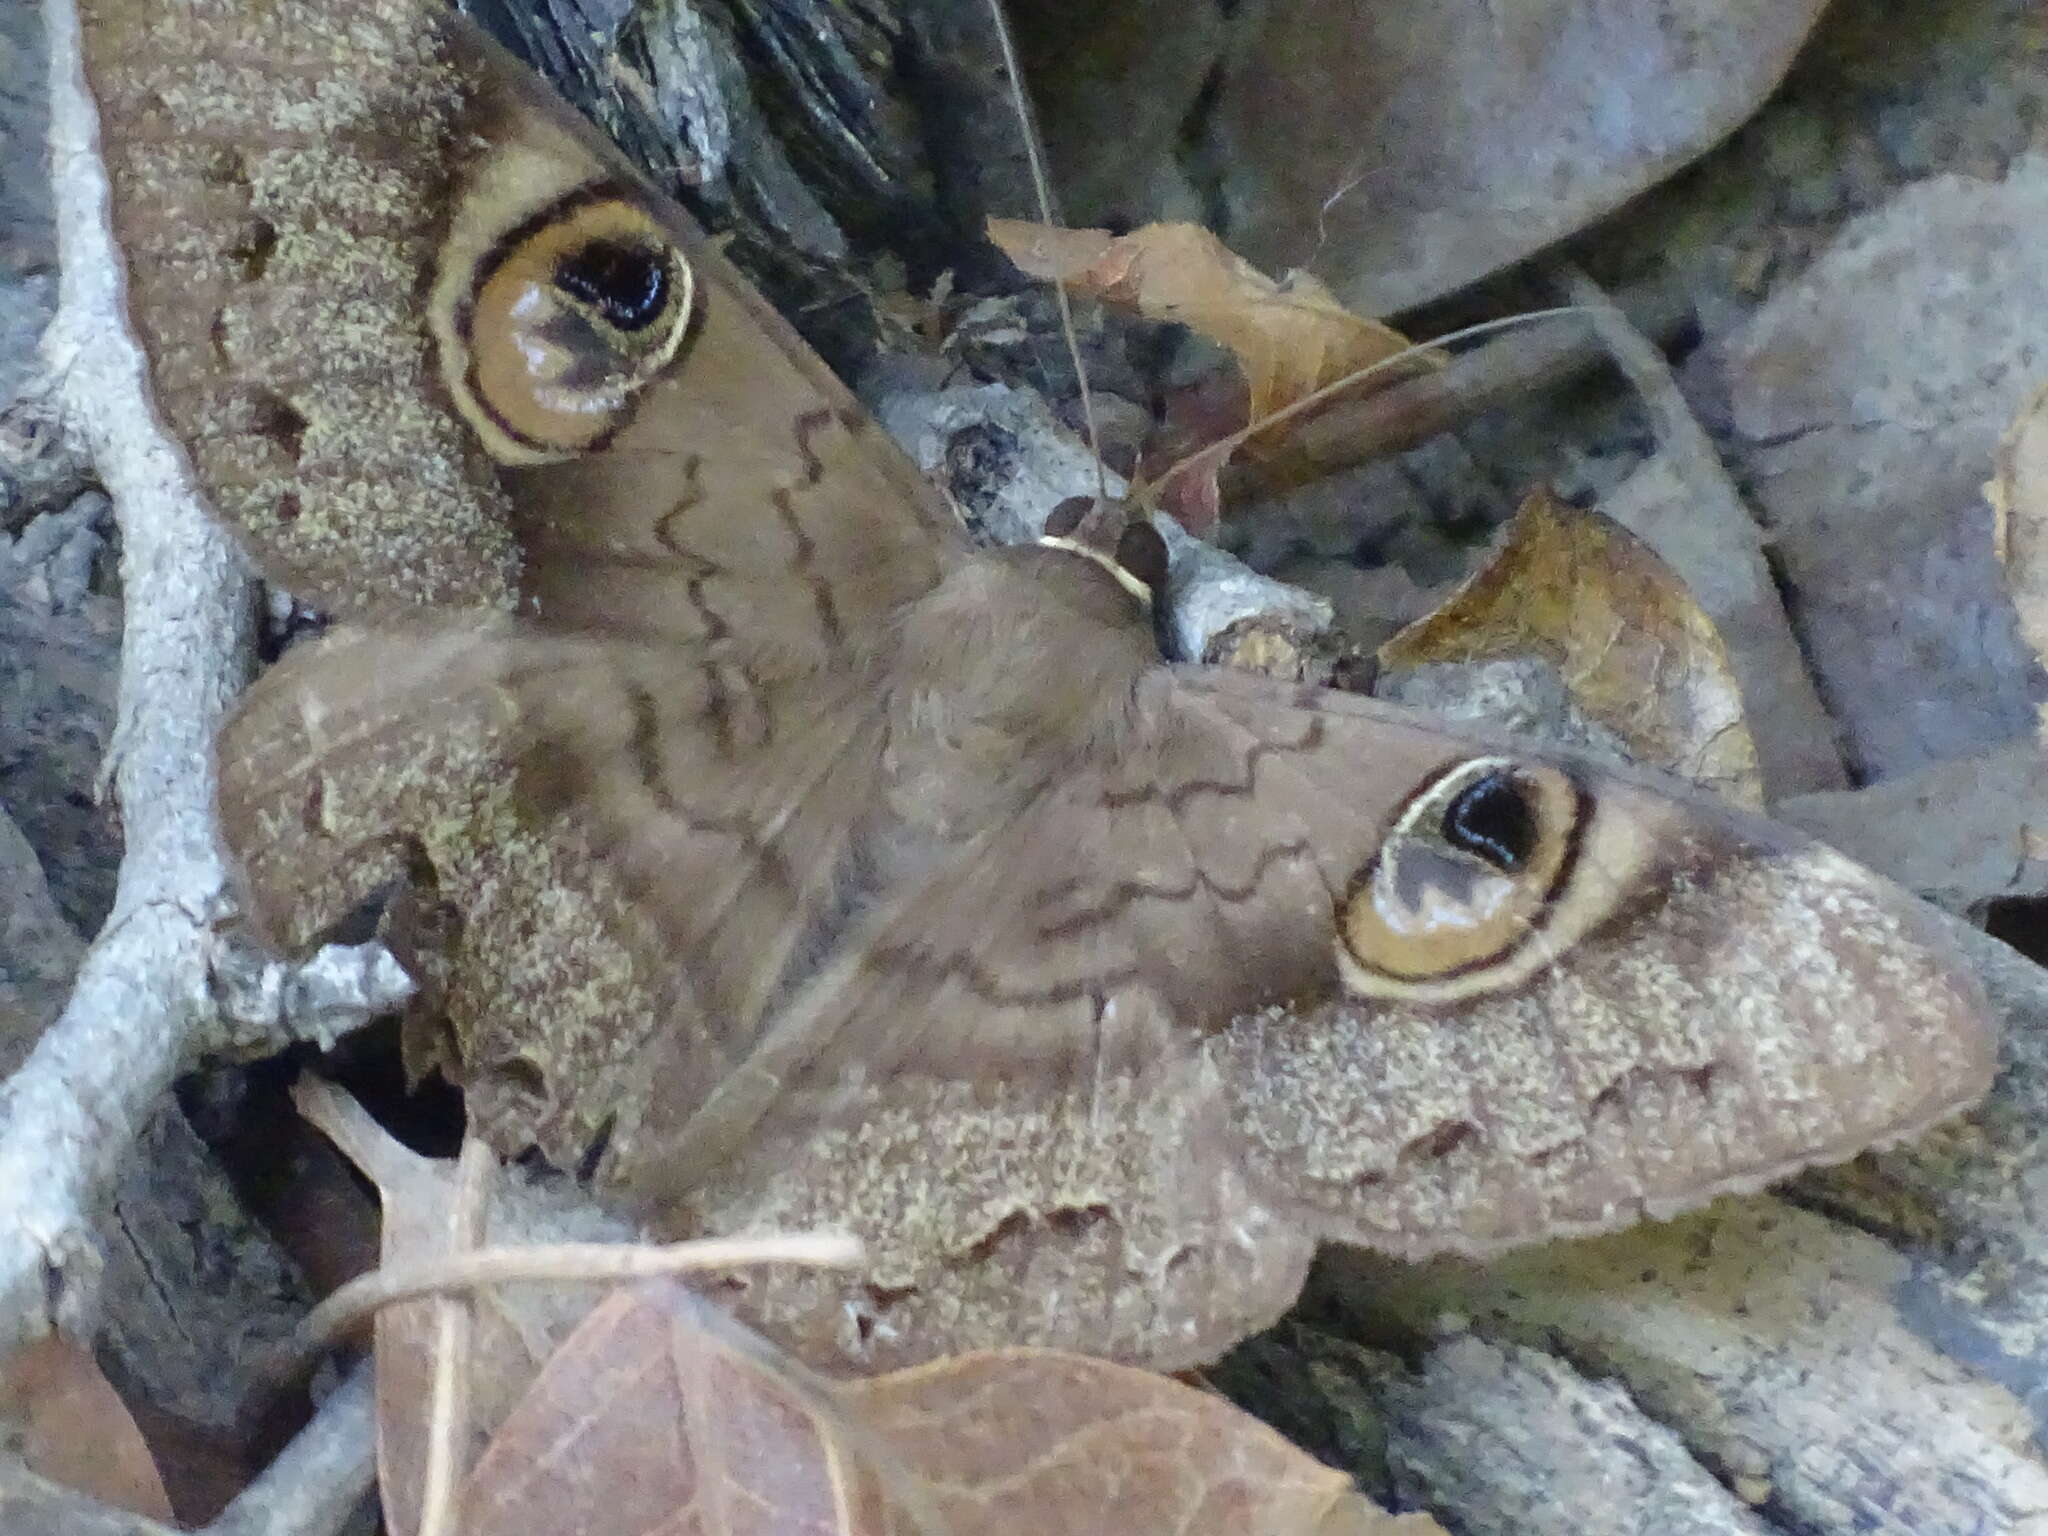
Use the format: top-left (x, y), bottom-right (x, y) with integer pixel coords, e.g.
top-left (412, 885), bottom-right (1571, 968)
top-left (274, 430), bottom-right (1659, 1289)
top-left (1184, 669), bottom-right (1998, 1256)
top-left (216, 617), bottom-right (896, 1173)
top-left (643, 667), bottom-right (1995, 1255)
top-left (79, 0), bottom-right (963, 643)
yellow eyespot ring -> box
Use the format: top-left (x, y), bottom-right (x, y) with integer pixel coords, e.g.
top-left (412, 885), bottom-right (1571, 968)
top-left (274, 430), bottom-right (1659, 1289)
top-left (1338, 756), bottom-right (1588, 1001)
top-left (439, 184), bottom-right (693, 465)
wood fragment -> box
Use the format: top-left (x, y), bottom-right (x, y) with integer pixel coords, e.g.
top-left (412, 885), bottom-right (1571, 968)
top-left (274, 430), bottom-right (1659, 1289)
top-left (1382, 1336), bottom-right (1773, 1535)
top-left (95, 1107), bottom-right (313, 1437)
top-left (1327, 1193), bottom-right (2048, 1536)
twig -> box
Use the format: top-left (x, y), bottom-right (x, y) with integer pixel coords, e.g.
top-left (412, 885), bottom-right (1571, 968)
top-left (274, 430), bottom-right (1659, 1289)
top-left (0, 1462), bottom-right (174, 1536)
top-left (0, 0), bottom-right (256, 1362)
top-left (1, 0), bottom-right (413, 1366)
top-left (867, 377), bottom-right (1333, 660)
top-left (1550, 263), bottom-right (1848, 800)
top-left (207, 1363), bottom-right (377, 1536)
top-left (1220, 278), bottom-right (1696, 506)
top-left (416, 1137), bottom-right (493, 1536)
top-left (292, 1232), bottom-right (865, 1364)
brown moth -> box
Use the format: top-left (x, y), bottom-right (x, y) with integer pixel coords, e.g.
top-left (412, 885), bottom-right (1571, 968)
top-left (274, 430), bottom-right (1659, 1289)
top-left (77, 0), bottom-right (1996, 1371)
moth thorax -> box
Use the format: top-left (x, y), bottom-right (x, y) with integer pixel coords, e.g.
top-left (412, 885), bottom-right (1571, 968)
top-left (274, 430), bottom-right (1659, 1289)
top-left (1038, 495), bottom-right (1169, 608)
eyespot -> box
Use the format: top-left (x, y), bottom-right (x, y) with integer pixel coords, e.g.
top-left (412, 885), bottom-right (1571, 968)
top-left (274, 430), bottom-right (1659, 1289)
top-left (437, 187), bottom-right (693, 465)
top-left (1338, 757), bottom-right (1587, 999)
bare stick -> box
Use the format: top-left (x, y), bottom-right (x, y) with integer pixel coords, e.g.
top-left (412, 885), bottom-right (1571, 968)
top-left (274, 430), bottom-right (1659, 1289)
top-left (207, 1363), bottom-right (377, 1536)
top-left (292, 1232), bottom-right (865, 1364)
top-left (1220, 279), bottom-right (1696, 505)
top-left (1551, 263), bottom-right (1847, 800)
top-left (0, 0), bottom-right (256, 1362)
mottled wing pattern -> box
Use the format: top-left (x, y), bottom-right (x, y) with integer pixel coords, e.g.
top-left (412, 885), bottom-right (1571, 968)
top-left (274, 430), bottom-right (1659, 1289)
top-left (454, 25), bottom-right (964, 654)
top-left (170, 0), bottom-right (968, 1169)
top-left (78, 0), bottom-right (964, 642)
top-left (1183, 671), bottom-right (1997, 1257)
top-left (607, 667), bottom-right (1994, 1367)
top-left (216, 617), bottom-right (901, 1175)
top-left (77, 0), bottom-right (521, 610)
top-left (505, 648), bottom-right (1991, 1227)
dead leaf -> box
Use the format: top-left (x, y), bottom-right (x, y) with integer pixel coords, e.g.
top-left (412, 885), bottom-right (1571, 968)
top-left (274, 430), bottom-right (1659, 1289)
top-left (1990, 377), bottom-right (2048, 689)
top-left (461, 1281), bottom-right (910, 1536)
top-left (1379, 490), bottom-right (1764, 806)
top-left (294, 1077), bottom-right (635, 1536)
top-left (846, 1350), bottom-right (1437, 1536)
top-left (459, 1280), bottom-right (1428, 1536)
top-left (988, 218), bottom-right (1427, 500)
top-left (990, 218), bottom-right (1417, 430)
top-left (1014, 0), bottom-right (1829, 315)
top-left (0, 1334), bottom-right (174, 1522)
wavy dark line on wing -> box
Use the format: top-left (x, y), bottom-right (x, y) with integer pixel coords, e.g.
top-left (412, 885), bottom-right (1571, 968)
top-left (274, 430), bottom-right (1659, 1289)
top-left (1032, 836), bottom-right (1318, 943)
top-left (1100, 716), bottom-right (1325, 815)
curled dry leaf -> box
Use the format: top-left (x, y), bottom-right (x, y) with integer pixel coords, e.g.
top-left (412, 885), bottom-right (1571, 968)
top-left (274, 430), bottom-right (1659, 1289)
top-left (459, 1278), bottom-right (1426, 1536)
top-left (293, 1077), bottom-right (634, 1536)
top-left (1991, 377), bottom-right (2048, 693)
top-left (986, 218), bottom-right (1428, 517)
top-left (0, 1333), bottom-right (174, 1522)
top-left (1378, 490), bottom-right (1765, 808)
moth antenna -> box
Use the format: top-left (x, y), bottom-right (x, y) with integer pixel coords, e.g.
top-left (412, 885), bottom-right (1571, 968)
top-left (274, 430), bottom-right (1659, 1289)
top-left (984, 0), bottom-right (1109, 506)
top-left (1149, 303), bottom-right (1593, 502)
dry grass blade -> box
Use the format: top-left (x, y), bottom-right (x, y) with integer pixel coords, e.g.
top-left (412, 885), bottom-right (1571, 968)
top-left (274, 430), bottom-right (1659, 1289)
top-left (414, 1136), bottom-right (493, 1536)
top-left (291, 1232), bottom-right (864, 1365)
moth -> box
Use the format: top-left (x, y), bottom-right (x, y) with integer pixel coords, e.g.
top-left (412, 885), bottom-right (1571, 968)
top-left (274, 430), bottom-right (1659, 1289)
top-left (75, 0), bottom-right (1997, 1371)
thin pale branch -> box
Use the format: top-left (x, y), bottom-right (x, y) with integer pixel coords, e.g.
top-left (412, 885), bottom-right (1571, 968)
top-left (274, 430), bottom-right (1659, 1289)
top-left (0, 0), bottom-right (255, 1362)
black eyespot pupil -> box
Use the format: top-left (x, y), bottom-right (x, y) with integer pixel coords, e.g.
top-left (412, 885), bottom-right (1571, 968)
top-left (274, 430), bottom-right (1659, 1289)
top-left (1441, 770), bottom-right (1538, 872)
top-left (555, 239), bottom-right (670, 331)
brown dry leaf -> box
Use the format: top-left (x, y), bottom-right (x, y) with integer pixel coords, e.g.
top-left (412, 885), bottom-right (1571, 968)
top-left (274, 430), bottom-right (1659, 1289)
top-left (1990, 377), bottom-right (2048, 693)
top-left (845, 1349), bottom-right (1436, 1536)
top-left (460, 1279), bottom-right (1425, 1536)
top-left (987, 218), bottom-right (1425, 480)
top-left (294, 1077), bottom-right (633, 1536)
top-left (460, 1280), bottom-right (910, 1536)
top-left (1379, 490), bottom-right (1764, 807)
top-left (0, 1333), bottom-right (175, 1521)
